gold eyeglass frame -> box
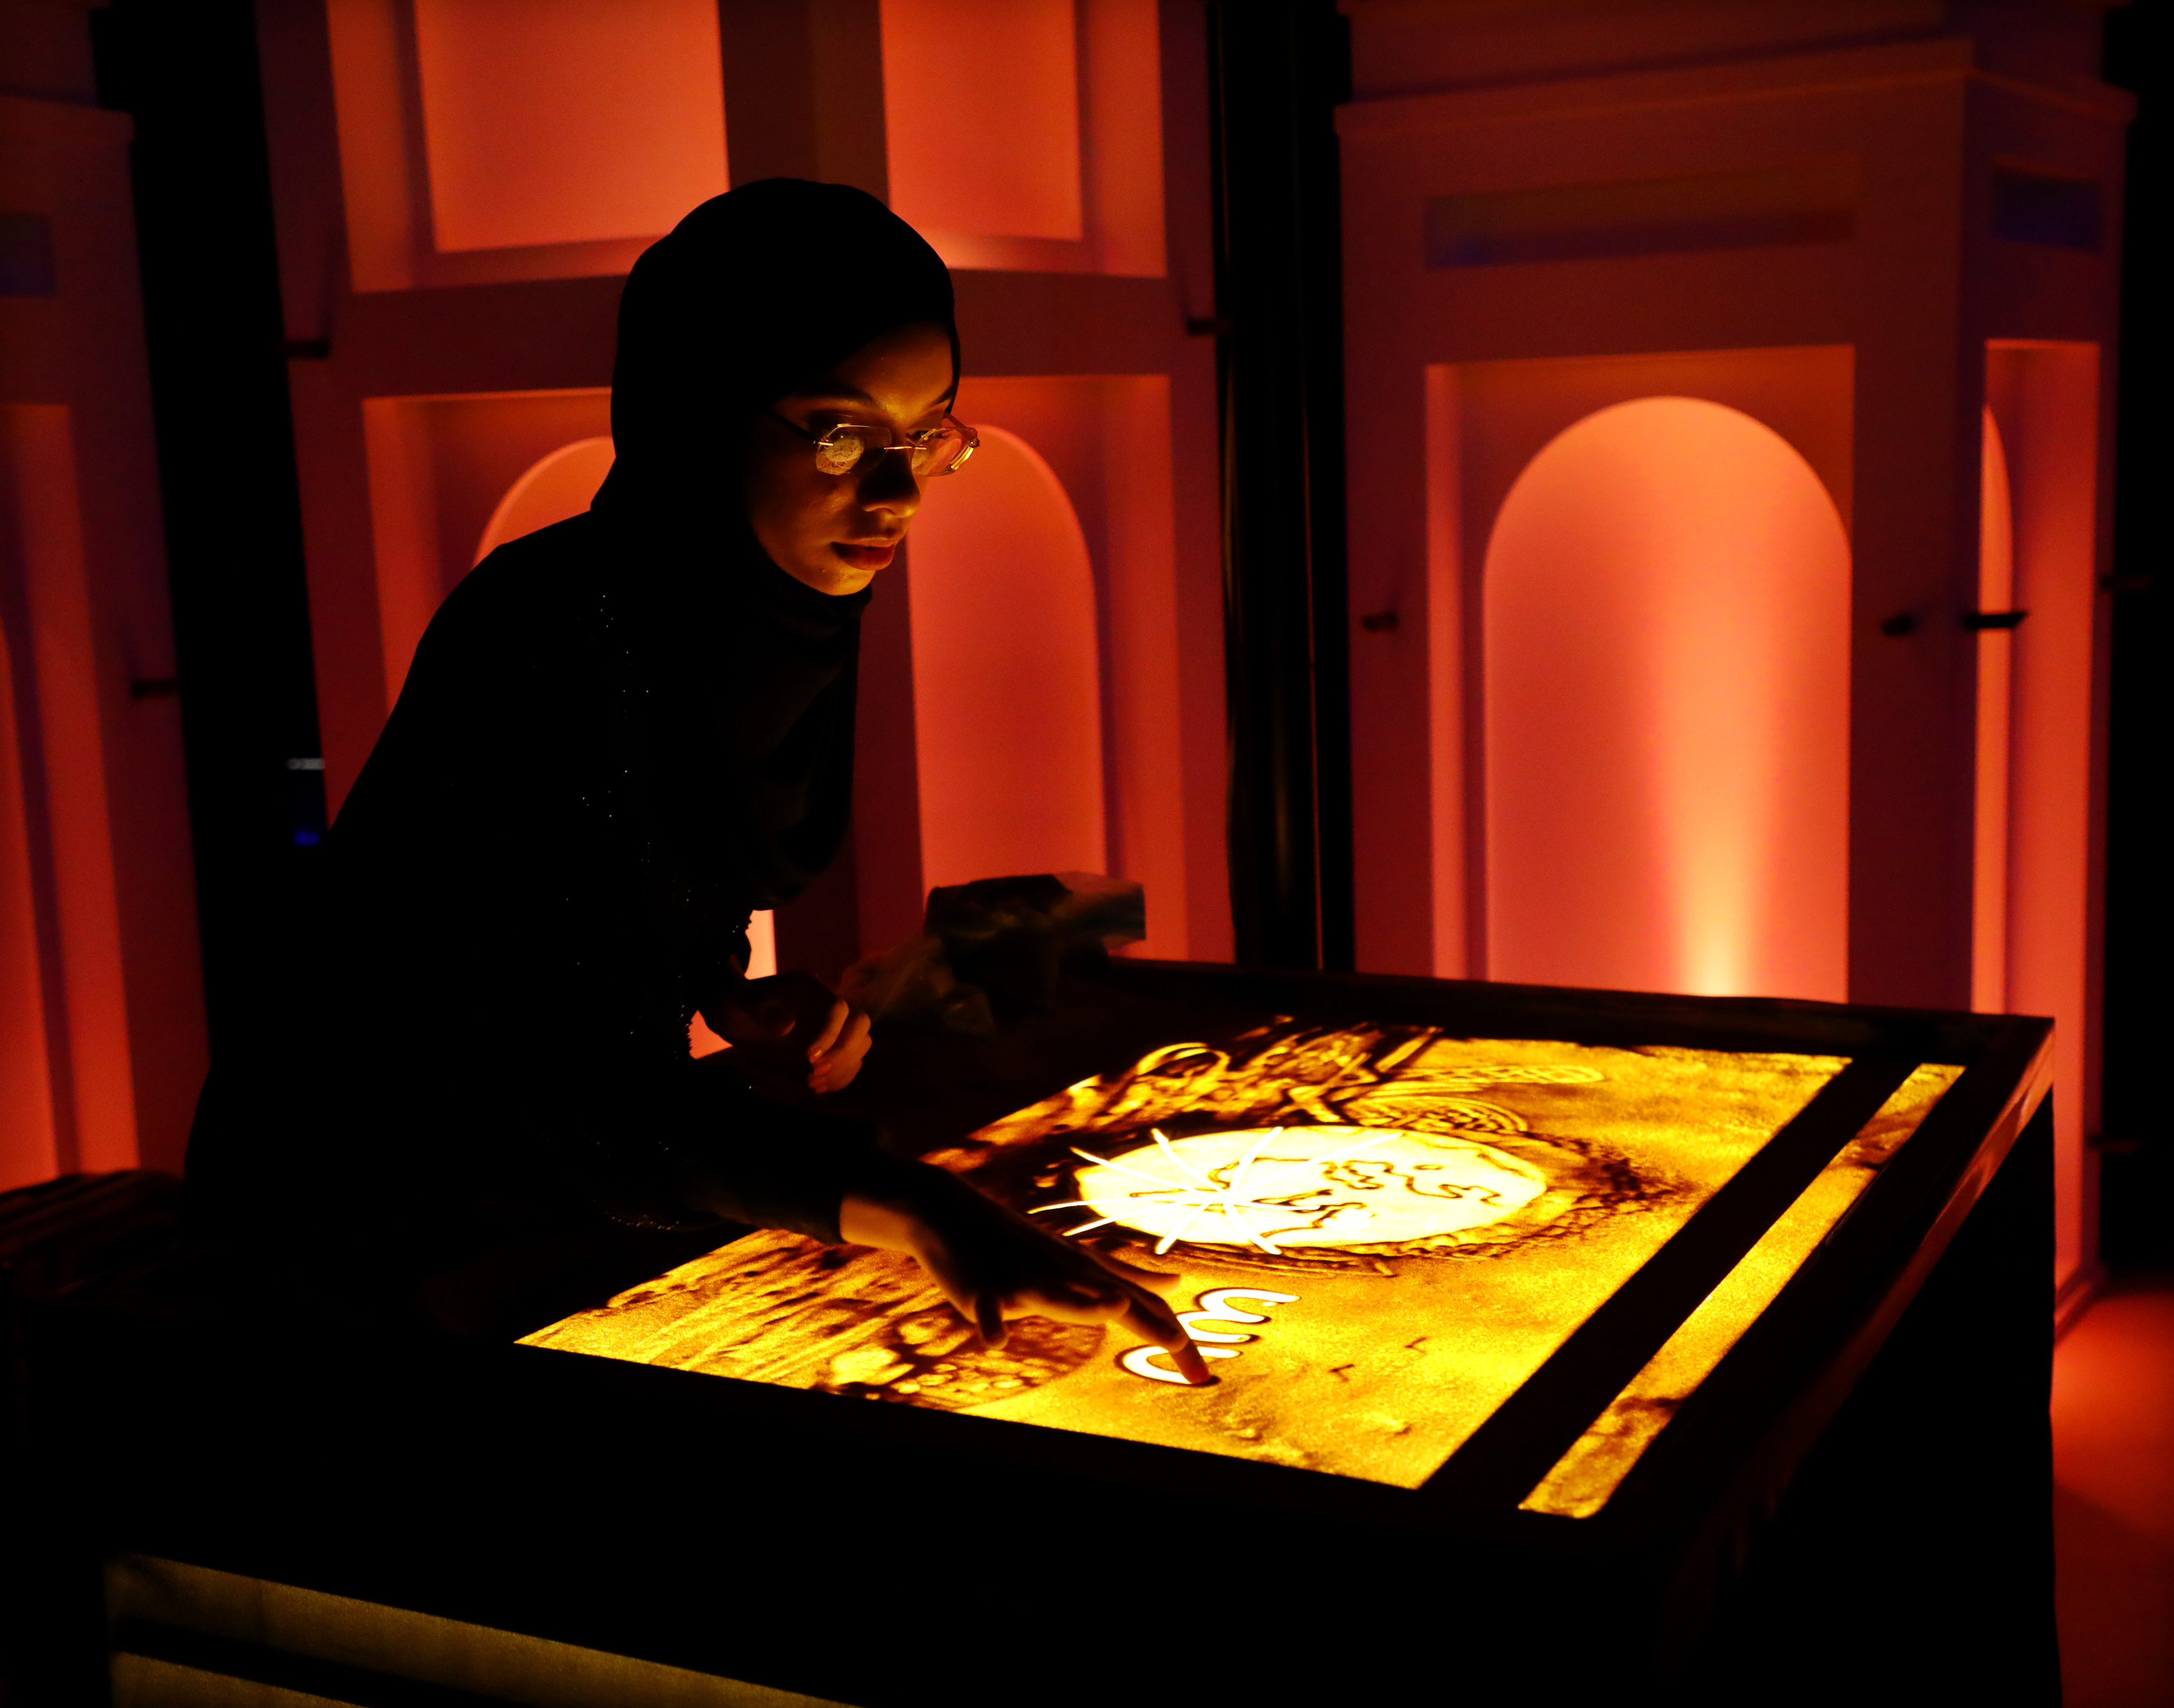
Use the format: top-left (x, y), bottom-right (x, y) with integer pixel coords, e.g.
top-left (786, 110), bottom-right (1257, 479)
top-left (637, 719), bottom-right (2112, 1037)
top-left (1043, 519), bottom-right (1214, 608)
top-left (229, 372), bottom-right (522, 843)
top-left (772, 409), bottom-right (980, 477)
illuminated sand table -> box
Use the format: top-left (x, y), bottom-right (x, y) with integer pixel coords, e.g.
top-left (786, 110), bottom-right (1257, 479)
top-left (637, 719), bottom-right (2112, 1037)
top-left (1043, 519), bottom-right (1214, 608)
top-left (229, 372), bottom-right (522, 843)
top-left (525, 1025), bottom-right (1956, 1498)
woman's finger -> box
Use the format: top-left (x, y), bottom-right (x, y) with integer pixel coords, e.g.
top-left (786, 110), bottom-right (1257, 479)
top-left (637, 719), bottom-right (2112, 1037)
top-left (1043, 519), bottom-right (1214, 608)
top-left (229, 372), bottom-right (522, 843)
top-left (974, 1291), bottom-right (1008, 1348)
top-left (1105, 1276), bottom-right (1214, 1382)
top-left (1117, 1276), bottom-right (1188, 1340)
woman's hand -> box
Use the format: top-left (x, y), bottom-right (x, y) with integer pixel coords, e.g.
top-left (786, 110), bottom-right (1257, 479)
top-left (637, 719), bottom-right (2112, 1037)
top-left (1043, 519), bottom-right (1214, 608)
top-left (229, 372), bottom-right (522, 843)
top-left (841, 1165), bottom-right (1213, 1383)
top-left (703, 970), bottom-right (872, 1094)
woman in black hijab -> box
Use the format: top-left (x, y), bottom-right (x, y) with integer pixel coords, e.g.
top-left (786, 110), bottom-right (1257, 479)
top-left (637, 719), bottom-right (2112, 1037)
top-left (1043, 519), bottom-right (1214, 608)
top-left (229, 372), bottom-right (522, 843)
top-left (188, 181), bottom-right (1203, 1379)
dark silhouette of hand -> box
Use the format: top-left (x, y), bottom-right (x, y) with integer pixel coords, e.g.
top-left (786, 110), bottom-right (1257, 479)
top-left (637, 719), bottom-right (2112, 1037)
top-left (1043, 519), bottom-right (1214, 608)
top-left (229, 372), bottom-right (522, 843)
top-left (841, 1164), bottom-right (1212, 1383)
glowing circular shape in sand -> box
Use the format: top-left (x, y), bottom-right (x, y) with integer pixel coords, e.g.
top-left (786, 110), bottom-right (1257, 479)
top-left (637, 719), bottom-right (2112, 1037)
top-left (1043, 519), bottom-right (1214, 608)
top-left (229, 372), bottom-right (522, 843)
top-left (1057, 1125), bottom-right (1550, 1255)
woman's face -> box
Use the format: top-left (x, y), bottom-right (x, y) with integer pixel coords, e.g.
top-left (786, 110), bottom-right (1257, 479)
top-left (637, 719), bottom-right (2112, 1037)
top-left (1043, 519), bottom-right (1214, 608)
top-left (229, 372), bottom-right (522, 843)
top-left (744, 320), bottom-right (957, 596)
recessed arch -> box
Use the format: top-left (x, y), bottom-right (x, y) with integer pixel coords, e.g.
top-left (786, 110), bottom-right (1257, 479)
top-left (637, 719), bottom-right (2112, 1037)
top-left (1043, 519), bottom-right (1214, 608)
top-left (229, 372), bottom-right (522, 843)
top-left (474, 435), bottom-right (616, 564)
top-left (1, 618), bottom-right (58, 1188)
top-left (906, 423), bottom-right (1106, 889)
top-left (1482, 395), bottom-right (1850, 1000)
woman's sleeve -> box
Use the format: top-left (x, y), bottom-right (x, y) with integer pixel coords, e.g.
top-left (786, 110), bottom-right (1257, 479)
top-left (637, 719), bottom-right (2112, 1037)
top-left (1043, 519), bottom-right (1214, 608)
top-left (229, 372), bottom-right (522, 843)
top-left (548, 1057), bottom-right (885, 1245)
top-left (402, 546), bottom-right (886, 1246)
top-left (509, 782), bottom-right (883, 1246)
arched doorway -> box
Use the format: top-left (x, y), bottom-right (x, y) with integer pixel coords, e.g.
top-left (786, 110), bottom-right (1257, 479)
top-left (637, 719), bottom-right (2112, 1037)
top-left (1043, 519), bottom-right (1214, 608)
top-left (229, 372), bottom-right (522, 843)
top-left (1482, 396), bottom-right (1850, 999)
top-left (905, 424), bottom-right (1106, 889)
top-left (473, 435), bottom-right (616, 565)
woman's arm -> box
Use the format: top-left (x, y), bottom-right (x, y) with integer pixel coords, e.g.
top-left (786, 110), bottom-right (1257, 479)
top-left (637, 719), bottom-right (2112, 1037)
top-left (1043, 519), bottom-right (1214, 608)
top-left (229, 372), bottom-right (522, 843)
top-left (839, 1161), bottom-right (1212, 1383)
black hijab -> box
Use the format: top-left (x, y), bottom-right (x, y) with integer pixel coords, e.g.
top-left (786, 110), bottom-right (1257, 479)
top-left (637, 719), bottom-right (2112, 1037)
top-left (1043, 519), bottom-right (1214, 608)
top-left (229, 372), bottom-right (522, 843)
top-left (591, 180), bottom-right (957, 909)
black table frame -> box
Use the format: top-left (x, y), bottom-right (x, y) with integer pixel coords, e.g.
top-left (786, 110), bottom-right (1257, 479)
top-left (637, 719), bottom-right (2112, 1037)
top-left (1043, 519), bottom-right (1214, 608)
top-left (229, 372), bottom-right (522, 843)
top-left (26, 964), bottom-right (2058, 1706)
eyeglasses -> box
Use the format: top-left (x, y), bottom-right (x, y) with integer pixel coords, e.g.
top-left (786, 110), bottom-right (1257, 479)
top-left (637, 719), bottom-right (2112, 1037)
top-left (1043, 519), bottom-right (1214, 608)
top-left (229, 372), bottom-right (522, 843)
top-left (771, 410), bottom-right (979, 478)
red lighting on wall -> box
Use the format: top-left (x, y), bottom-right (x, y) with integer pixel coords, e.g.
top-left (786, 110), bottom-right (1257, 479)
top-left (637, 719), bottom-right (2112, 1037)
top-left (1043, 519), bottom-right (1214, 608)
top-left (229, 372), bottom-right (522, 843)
top-left (410, 0), bottom-right (728, 253)
top-left (883, 0), bottom-right (1084, 244)
top-left (907, 424), bottom-right (1107, 889)
top-left (1, 406), bottom-right (149, 1183)
top-left (1982, 341), bottom-right (2101, 1291)
top-left (879, 0), bottom-right (1166, 275)
top-left (1483, 396), bottom-right (1850, 1002)
top-left (472, 436), bottom-right (615, 565)
top-left (361, 390), bottom-right (613, 711)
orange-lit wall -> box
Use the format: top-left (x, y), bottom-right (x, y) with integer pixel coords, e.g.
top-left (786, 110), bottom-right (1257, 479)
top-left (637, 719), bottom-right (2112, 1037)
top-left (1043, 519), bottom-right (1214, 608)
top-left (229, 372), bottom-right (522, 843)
top-left (882, 0), bottom-right (1166, 276)
top-left (0, 604), bottom-right (57, 1188)
top-left (1342, 9), bottom-right (2128, 1297)
top-left (0, 408), bottom-right (144, 1180)
top-left (412, 0), bottom-right (727, 254)
top-left (359, 389), bottom-right (611, 705)
top-left (326, 0), bottom-right (724, 289)
top-left (884, 0), bottom-right (1083, 244)
top-left (474, 436), bottom-right (614, 563)
top-left (1, 40), bottom-right (207, 1184)
top-left (1974, 406), bottom-right (2016, 1015)
top-left (1420, 346), bottom-right (1854, 988)
top-left (906, 425), bottom-right (1107, 888)
top-left (940, 376), bottom-right (1191, 957)
top-left (1984, 343), bottom-right (2106, 1294)
top-left (1481, 396), bottom-right (1849, 1000)
top-left (897, 380), bottom-right (1189, 961)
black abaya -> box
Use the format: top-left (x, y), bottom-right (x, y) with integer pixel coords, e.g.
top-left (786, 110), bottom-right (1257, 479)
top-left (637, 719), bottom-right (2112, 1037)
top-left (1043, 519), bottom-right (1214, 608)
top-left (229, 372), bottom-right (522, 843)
top-left (185, 182), bottom-right (957, 1296)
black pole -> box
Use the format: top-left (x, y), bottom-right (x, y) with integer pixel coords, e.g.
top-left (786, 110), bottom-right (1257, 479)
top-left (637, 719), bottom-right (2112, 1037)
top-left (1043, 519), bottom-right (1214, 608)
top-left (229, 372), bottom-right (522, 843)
top-left (1208, 1), bottom-right (1355, 971)
top-left (92, 1), bottom-right (326, 1053)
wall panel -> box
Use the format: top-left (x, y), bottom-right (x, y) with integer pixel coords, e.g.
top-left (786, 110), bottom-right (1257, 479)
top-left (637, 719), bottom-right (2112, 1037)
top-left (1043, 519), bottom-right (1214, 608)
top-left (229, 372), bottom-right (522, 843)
top-left (2, 74), bottom-right (202, 1176)
top-left (412, 0), bottom-right (727, 253)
